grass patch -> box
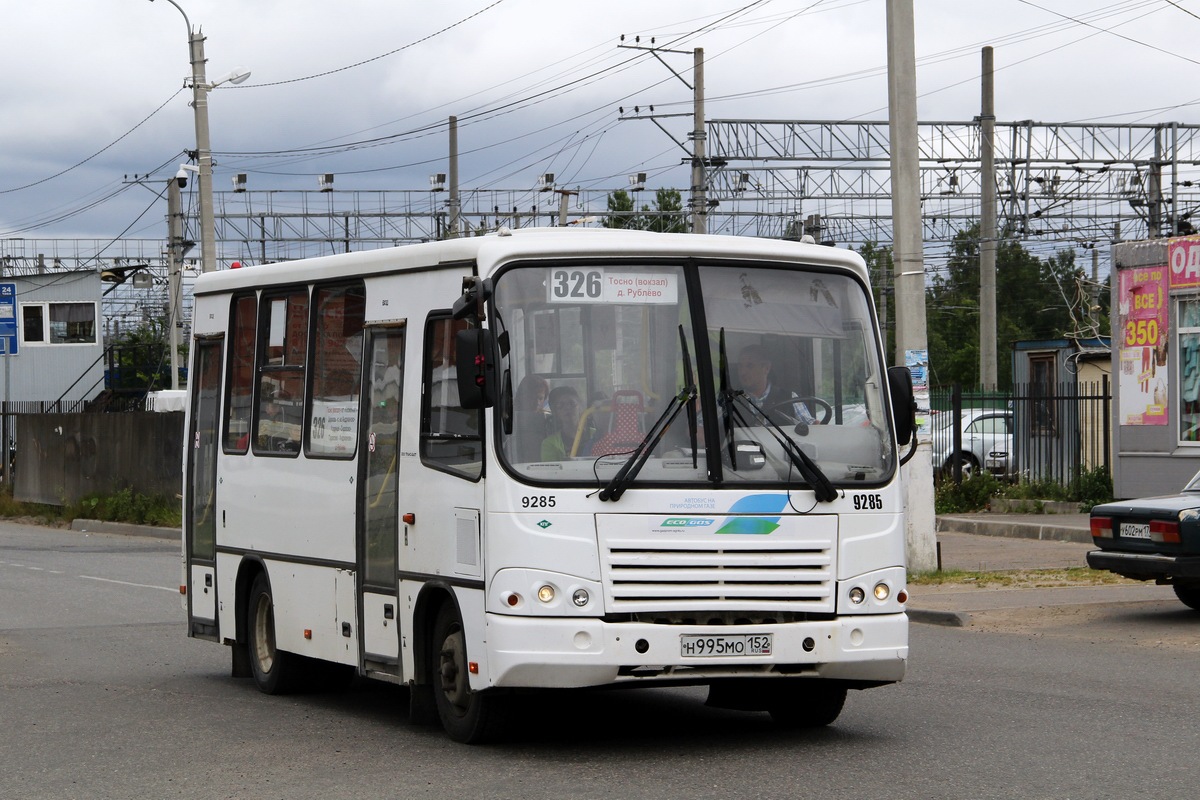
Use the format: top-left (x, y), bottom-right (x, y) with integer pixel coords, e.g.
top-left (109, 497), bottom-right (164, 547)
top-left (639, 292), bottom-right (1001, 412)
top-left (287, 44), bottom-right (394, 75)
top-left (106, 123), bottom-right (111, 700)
top-left (909, 566), bottom-right (1138, 588)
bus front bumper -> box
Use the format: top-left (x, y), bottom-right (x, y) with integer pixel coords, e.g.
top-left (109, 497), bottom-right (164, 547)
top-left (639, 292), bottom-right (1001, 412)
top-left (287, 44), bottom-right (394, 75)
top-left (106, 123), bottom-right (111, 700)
top-left (483, 613), bottom-right (908, 689)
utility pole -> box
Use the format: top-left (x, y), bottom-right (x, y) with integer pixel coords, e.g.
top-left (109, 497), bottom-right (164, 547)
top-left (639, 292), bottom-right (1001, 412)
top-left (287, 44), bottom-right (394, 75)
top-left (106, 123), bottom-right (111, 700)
top-left (167, 174), bottom-right (185, 390)
top-left (448, 116), bottom-right (460, 239)
top-left (691, 48), bottom-right (707, 234)
top-left (886, 0), bottom-right (936, 572)
top-left (980, 46), bottom-right (998, 390)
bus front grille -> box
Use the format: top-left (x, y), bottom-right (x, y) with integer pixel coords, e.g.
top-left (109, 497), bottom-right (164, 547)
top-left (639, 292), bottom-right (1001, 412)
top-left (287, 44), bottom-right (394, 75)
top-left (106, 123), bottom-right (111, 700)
top-left (602, 542), bottom-right (834, 613)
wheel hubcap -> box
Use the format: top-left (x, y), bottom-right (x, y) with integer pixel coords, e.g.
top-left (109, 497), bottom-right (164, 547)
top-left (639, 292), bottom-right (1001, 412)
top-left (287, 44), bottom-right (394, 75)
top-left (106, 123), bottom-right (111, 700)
top-left (437, 628), bottom-right (468, 712)
top-left (253, 594), bottom-right (275, 674)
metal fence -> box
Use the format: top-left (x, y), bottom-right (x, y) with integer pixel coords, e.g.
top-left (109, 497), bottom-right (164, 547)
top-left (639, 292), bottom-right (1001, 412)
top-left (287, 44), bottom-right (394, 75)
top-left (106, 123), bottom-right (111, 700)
top-left (928, 379), bottom-right (1112, 488)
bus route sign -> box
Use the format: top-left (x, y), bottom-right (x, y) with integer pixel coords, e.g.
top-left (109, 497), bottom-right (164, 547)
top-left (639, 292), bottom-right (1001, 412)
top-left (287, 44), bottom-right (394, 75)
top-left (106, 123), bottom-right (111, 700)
top-left (0, 283), bottom-right (16, 356)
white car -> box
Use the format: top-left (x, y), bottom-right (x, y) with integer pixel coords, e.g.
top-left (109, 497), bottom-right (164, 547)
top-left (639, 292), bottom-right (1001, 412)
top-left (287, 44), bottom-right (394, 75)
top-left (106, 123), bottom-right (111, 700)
top-left (932, 408), bottom-right (1014, 480)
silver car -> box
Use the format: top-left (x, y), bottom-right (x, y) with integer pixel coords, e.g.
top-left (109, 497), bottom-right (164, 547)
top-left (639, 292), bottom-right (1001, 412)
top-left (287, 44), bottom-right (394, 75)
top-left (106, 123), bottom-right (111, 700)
top-left (932, 408), bottom-right (1014, 480)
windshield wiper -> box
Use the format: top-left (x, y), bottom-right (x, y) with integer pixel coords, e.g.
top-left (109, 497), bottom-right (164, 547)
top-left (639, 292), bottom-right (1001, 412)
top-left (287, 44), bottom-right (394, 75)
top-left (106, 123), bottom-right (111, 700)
top-left (598, 327), bottom-right (697, 502)
top-left (718, 329), bottom-right (740, 468)
top-left (730, 392), bottom-right (838, 503)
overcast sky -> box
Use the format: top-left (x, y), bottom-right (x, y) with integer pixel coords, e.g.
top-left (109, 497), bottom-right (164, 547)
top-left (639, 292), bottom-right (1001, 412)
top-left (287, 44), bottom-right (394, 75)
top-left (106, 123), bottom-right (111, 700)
top-left (2, 0), bottom-right (1198, 266)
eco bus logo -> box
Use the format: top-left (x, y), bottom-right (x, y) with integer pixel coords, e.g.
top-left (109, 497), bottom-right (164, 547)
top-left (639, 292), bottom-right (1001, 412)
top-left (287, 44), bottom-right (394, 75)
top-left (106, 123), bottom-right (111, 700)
top-left (660, 518), bottom-right (715, 527)
top-left (717, 494), bottom-right (789, 535)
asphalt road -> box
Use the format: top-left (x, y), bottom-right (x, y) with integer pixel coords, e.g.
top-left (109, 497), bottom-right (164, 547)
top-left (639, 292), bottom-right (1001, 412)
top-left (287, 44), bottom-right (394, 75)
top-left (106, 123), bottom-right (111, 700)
top-left (2, 521), bottom-right (1197, 800)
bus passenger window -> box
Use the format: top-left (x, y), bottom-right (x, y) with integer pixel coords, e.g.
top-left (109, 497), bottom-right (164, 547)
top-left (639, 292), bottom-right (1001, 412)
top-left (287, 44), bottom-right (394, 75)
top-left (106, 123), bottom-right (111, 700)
top-left (308, 283), bottom-right (365, 458)
top-left (420, 313), bottom-right (482, 479)
top-left (254, 289), bottom-right (307, 457)
top-left (224, 293), bottom-right (257, 453)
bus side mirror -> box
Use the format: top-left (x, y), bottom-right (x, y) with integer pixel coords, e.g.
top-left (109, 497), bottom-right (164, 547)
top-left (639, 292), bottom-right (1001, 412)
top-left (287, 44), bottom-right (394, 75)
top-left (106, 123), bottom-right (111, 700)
top-left (887, 366), bottom-right (917, 446)
top-left (456, 328), bottom-right (497, 409)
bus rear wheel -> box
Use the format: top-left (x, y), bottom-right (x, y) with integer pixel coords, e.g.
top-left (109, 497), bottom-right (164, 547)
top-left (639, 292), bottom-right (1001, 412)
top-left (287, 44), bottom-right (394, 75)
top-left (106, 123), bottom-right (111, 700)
top-left (767, 682), bottom-right (847, 729)
top-left (431, 603), bottom-right (501, 743)
top-left (247, 573), bottom-right (302, 694)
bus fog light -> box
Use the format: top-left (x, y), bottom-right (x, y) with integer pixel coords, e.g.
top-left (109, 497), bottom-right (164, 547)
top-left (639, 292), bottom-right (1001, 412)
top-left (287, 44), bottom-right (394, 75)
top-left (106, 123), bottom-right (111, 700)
top-left (572, 589), bottom-right (589, 607)
top-left (849, 586), bottom-right (866, 604)
top-left (537, 585), bottom-right (555, 603)
top-left (873, 582), bottom-right (890, 601)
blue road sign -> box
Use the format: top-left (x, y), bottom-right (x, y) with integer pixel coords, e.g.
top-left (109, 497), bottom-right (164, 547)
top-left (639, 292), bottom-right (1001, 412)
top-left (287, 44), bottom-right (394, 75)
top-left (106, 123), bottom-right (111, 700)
top-left (0, 283), bottom-right (17, 356)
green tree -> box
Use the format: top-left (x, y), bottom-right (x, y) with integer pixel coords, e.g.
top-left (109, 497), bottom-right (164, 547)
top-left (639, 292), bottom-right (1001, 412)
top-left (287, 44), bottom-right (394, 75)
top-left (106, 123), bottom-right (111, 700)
top-left (603, 189), bottom-right (643, 230)
top-left (926, 225), bottom-right (1086, 389)
top-left (857, 242), bottom-right (895, 362)
top-left (602, 188), bottom-right (687, 233)
top-left (645, 188), bottom-right (687, 233)
top-left (108, 318), bottom-right (183, 393)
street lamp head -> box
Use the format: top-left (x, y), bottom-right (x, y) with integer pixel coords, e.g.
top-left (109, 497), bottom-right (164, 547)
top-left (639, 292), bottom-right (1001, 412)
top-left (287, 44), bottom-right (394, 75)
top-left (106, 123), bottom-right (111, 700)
top-left (212, 67), bottom-right (251, 88)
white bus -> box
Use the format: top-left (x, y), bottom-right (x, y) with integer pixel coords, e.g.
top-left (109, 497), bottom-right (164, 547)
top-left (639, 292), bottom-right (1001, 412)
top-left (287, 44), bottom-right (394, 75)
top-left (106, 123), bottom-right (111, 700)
top-left (183, 227), bottom-right (917, 743)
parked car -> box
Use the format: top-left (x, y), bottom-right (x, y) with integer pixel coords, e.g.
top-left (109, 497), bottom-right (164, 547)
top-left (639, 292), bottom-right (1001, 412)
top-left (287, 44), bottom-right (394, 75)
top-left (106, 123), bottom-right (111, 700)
top-left (1088, 474), bottom-right (1200, 611)
top-left (931, 408), bottom-right (1013, 480)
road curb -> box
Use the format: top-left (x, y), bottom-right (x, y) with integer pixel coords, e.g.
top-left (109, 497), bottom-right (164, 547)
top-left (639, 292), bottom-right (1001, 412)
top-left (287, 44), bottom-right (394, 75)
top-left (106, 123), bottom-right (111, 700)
top-left (70, 519), bottom-right (180, 541)
top-left (936, 515), bottom-right (1091, 544)
top-left (908, 608), bottom-right (970, 627)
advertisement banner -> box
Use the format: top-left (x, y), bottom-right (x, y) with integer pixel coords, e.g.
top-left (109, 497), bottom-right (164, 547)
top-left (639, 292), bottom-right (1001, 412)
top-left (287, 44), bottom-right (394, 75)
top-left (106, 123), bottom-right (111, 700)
top-left (1117, 266), bottom-right (1169, 425)
top-left (1169, 235), bottom-right (1200, 289)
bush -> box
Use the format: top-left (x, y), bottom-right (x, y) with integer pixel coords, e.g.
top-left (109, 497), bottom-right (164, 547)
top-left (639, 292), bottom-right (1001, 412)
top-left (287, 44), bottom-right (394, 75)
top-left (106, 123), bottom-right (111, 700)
top-left (1070, 466), bottom-right (1113, 512)
top-left (69, 489), bottom-right (182, 527)
top-left (935, 471), bottom-right (1002, 513)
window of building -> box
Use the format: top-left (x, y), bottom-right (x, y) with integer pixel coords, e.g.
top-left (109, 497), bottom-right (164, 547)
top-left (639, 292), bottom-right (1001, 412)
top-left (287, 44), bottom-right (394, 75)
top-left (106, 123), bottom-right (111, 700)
top-left (1029, 353), bottom-right (1057, 436)
top-left (1178, 295), bottom-right (1200, 442)
top-left (420, 313), bottom-right (482, 479)
top-left (20, 302), bottom-right (96, 344)
top-left (307, 283), bottom-right (366, 458)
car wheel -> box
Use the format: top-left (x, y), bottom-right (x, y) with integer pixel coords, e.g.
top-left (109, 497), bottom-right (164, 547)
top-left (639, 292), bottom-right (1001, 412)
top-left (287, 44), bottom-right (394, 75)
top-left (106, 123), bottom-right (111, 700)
top-left (945, 453), bottom-right (979, 480)
top-left (1173, 583), bottom-right (1200, 611)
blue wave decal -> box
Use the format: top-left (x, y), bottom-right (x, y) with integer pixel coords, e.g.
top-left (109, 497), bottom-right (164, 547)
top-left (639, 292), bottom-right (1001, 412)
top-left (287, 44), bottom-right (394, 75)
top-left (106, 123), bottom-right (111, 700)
top-left (726, 494), bottom-right (790, 514)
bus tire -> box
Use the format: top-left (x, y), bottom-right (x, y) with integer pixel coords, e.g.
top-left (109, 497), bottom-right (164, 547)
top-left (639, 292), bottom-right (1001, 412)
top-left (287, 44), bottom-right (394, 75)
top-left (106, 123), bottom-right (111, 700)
top-left (767, 682), bottom-right (847, 729)
top-left (247, 572), bottom-right (302, 695)
top-left (431, 603), bottom-right (501, 743)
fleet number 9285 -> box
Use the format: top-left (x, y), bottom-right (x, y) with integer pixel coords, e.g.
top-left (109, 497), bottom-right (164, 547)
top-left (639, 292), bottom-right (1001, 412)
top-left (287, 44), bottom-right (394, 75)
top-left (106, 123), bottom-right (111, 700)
top-left (852, 493), bottom-right (884, 511)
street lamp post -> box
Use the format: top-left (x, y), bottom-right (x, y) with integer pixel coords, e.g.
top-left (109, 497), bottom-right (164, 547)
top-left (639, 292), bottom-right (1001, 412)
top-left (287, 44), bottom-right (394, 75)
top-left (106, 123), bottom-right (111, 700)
top-left (151, 0), bottom-right (249, 273)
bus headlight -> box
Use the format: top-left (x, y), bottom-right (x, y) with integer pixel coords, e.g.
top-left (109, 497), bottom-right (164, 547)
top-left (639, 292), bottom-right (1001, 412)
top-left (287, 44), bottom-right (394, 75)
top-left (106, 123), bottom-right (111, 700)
top-left (839, 566), bottom-right (906, 614)
top-left (489, 569), bottom-right (603, 616)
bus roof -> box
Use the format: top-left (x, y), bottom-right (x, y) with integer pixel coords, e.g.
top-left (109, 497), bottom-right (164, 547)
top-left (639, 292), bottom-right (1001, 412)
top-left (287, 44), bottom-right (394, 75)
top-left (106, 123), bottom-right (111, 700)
top-left (192, 227), bottom-right (869, 295)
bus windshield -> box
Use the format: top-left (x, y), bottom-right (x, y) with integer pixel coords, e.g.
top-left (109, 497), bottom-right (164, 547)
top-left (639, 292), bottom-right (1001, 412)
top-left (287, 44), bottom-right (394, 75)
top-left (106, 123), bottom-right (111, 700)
top-left (491, 260), bottom-right (894, 489)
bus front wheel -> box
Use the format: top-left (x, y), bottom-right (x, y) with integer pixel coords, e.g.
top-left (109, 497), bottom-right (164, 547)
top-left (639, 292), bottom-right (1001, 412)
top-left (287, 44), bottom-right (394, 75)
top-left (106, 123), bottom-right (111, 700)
top-left (247, 573), bottom-right (301, 695)
top-left (431, 603), bottom-right (501, 743)
top-left (767, 682), bottom-right (847, 729)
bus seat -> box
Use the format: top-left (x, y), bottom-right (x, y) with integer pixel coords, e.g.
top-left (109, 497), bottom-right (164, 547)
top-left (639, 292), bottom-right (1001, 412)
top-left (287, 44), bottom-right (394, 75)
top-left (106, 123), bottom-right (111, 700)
top-left (590, 390), bottom-right (645, 456)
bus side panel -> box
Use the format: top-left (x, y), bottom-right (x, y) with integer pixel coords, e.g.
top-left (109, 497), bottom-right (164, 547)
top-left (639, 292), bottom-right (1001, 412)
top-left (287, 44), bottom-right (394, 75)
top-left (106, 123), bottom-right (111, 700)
top-left (260, 560), bottom-right (357, 665)
top-left (837, 484), bottom-right (907, 579)
top-left (218, 455), bottom-right (356, 564)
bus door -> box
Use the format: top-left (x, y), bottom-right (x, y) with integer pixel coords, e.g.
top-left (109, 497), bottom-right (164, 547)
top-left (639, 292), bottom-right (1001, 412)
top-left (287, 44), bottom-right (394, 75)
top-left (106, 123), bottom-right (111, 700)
top-left (358, 326), bottom-right (406, 673)
top-left (186, 337), bottom-right (222, 639)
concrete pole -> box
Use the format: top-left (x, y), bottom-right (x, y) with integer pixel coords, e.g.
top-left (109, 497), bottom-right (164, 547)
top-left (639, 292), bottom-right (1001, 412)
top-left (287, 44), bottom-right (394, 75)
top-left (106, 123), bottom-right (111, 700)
top-left (448, 116), bottom-right (460, 239)
top-left (980, 46), bottom-right (998, 390)
top-left (691, 48), bottom-right (707, 234)
top-left (167, 176), bottom-right (184, 391)
top-left (188, 29), bottom-right (217, 273)
top-left (886, 0), bottom-right (937, 573)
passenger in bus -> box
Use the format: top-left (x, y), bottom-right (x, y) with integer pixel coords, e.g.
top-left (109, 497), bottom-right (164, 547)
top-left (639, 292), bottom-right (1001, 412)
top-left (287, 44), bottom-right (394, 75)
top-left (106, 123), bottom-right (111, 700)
top-left (540, 386), bottom-right (594, 460)
top-left (735, 345), bottom-right (818, 426)
top-left (513, 374), bottom-right (551, 461)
